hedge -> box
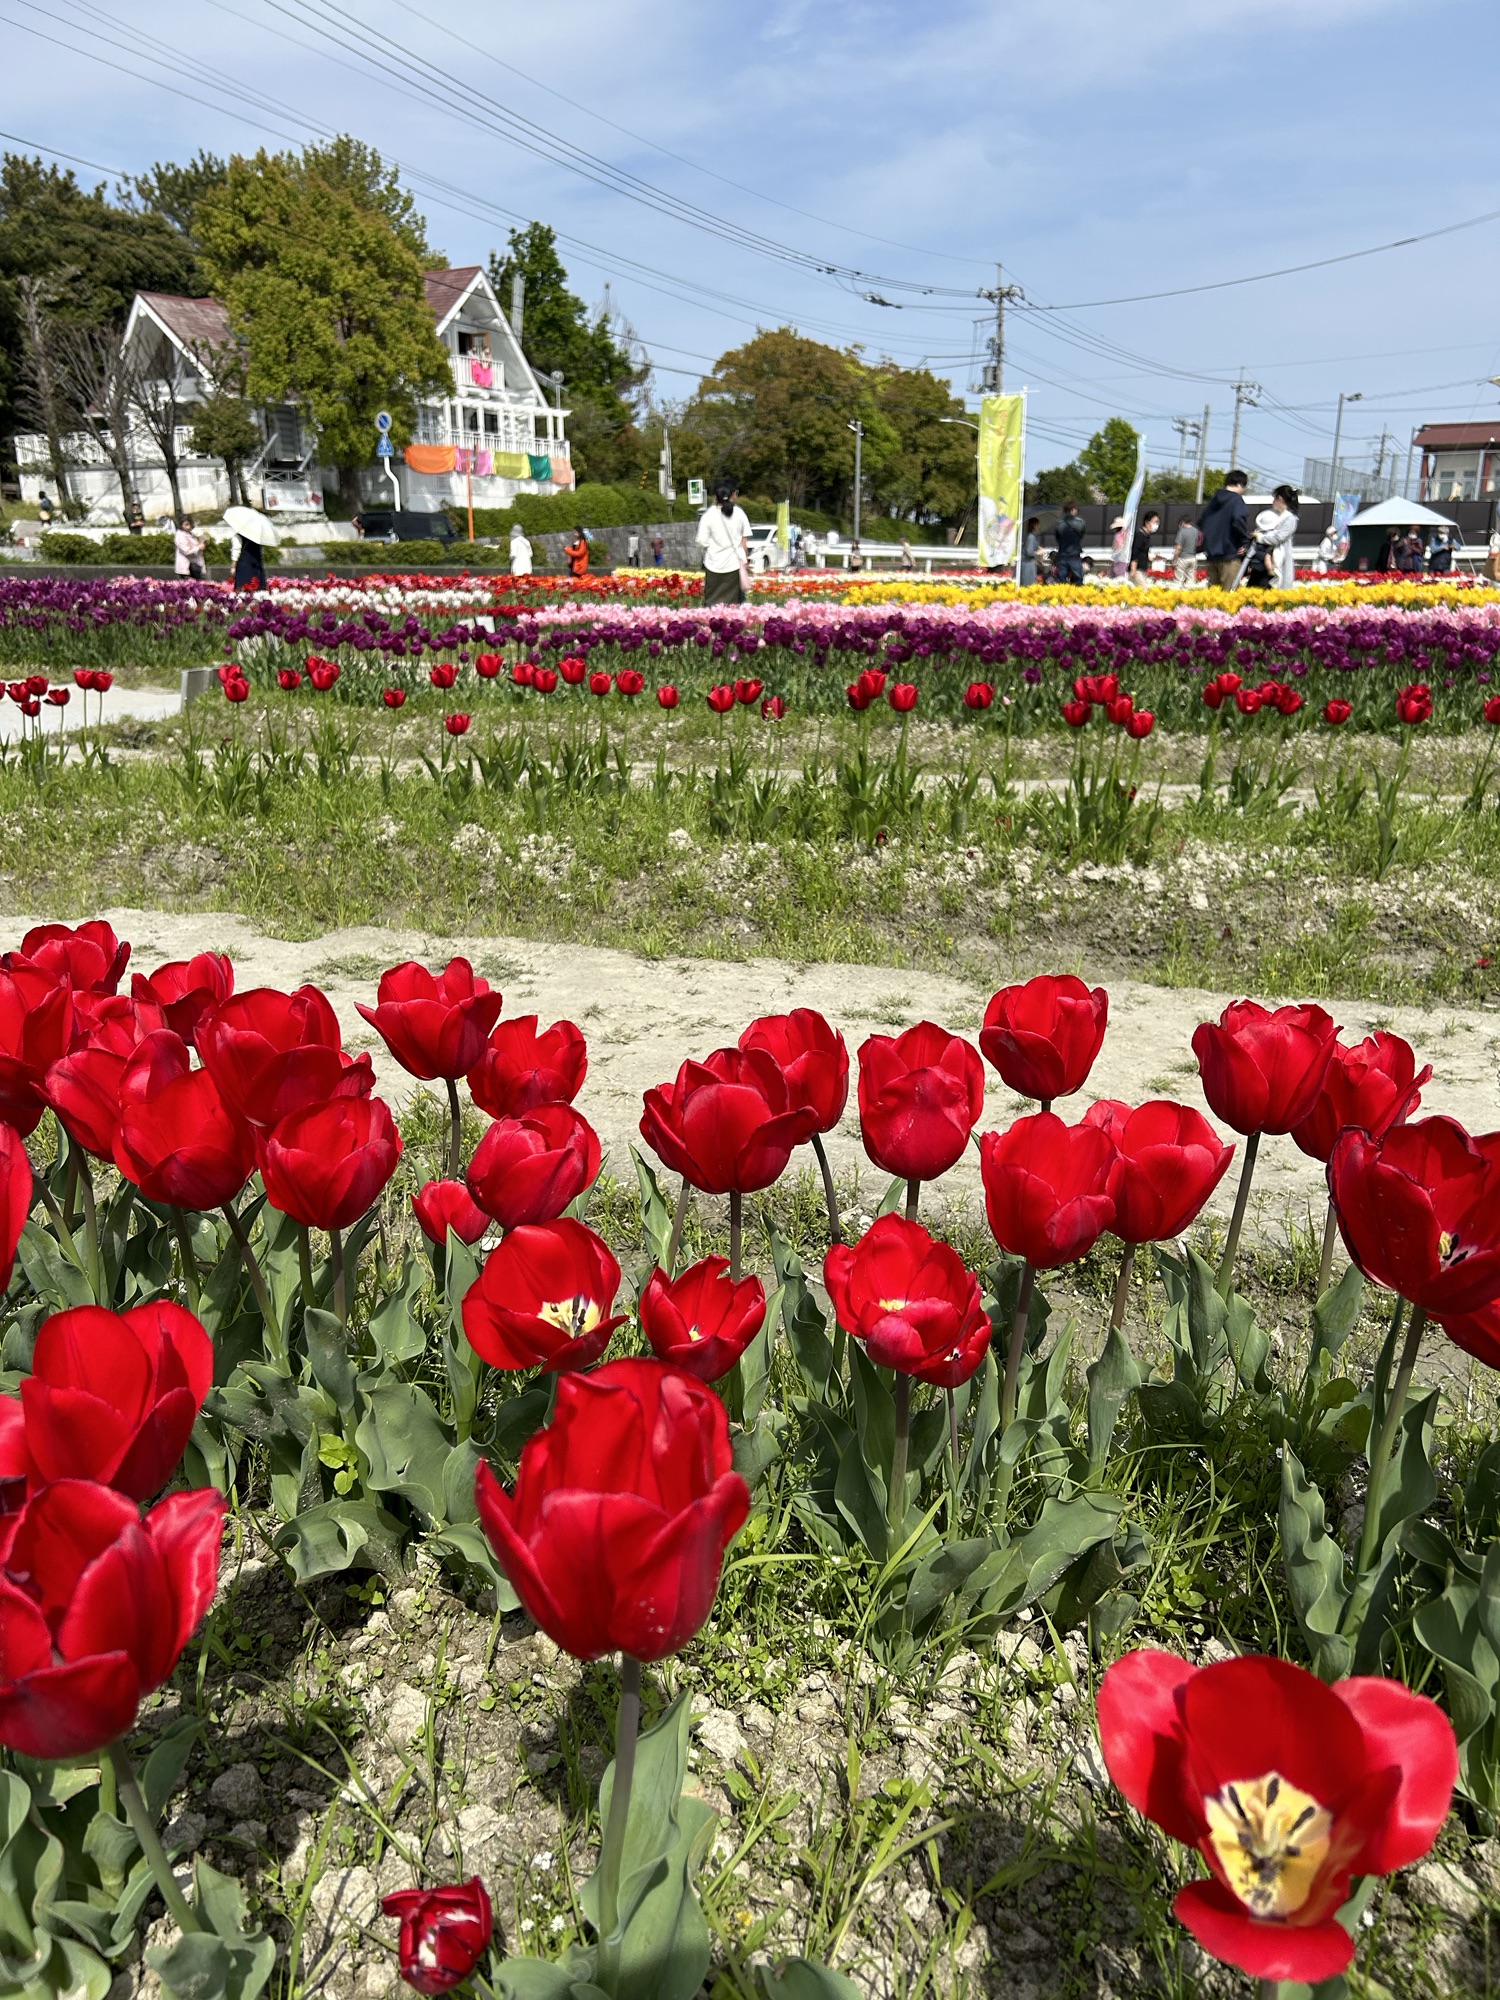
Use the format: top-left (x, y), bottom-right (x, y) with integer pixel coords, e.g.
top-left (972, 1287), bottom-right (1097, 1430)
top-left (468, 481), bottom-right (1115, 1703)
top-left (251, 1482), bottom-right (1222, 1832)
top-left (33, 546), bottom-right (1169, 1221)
top-left (36, 531), bottom-right (252, 566)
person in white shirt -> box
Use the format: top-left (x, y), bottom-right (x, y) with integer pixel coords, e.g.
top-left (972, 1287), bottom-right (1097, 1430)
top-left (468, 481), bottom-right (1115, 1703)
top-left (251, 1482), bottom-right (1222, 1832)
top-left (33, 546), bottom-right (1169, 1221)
top-left (508, 522), bottom-right (533, 577)
top-left (1316, 525), bottom-right (1340, 574)
top-left (695, 480), bottom-right (751, 603)
top-left (1253, 484), bottom-right (1299, 589)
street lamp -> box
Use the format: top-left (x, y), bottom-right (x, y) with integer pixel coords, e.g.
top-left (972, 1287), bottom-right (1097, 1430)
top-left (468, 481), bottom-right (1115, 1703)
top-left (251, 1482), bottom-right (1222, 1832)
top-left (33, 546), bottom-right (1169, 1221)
top-left (1329, 390), bottom-right (1362, 499)
top-left (938, 417), bottom-right (980, 432)
top-left (847, 419), bottom-right (863, 540)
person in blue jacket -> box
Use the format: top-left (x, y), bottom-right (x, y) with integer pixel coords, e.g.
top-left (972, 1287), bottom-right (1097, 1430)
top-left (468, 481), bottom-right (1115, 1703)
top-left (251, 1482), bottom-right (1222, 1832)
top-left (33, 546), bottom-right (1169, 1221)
top-left (1199, 471), bottom-right (1250, 590)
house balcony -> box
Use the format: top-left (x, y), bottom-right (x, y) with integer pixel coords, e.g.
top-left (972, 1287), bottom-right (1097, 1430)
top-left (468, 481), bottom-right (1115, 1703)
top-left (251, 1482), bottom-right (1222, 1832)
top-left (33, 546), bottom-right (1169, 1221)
top-left (412, 415), bottom-right (570, 461)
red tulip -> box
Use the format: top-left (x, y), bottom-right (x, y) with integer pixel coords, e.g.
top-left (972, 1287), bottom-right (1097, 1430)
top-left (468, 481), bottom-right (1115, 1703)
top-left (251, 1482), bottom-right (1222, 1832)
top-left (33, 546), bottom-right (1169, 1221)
top-left (1083, 1099), bottom-right (1235, 1244)
top-left (1192, 1000), bottom-right (1339, 1136)
top-left (617, 668), bottom-right (646, 697)
top-left (1125, 708), bottom-right (1155, 738)
top-left (1235, 687), bottom-right (1263, 714)
top-left (44, 1039), bottom-right (132, 1161)
top-left (641, 1047), bottom-right (818, 1194)
top-left (657, 684), bottom-right (679, 709)
top-left (462, 1218), bottom-right (625, 1371)
top-left (15, 921), bottom-right (129, 996)
top-left (224, 679), bottom-right (249, 703)
top-left (383, 687), bottom-right (407, 709)
top-left (738, 1008), bottom-right (848, 1134)
top-left (980, 1111), bottom-right (1119, 1269)
top-left (858, 669), bottom-right (887, 700)
top-left (258, 1093), bottom-right (402, 1232)
top-left (638, 1256), bottom-right (767, 1381)
top-left (980, 974), bottom-right (1107, 1104)
top-left (1076, 673), bottom-right (1118, 703)
top-left (430, 661), bottom-right (457, 689)
top-left (0, 1123), bottom-right (30, 1294)
top-left (72, 670), bottom-right (94, 691)
top-left (1328, 1116), bottom-right (1500, 1318)
top-left (308, 660), bottom-right (339, 692)
top-left (888, 683), bottom-right (918, 713)
top-left (1105, 694), bottom-right (1134, 725)
top-left (445, 712), bottom-right (470, 736)
top-left (760, 694), bottom-right (787, 719)
top-left (467, 1015), bottom-right (587, 1119)
top-left (277, 668), bottom-right (302, 691)
top-left (23, 676), bottom-right (47, 696)
top-left (381, 1880), bottom-right (493, 1995)
top-left (113, 1031), bottom-right (254, 1209)
top-left (856, 1022), bottom-right (984, 1183)
top-left (846, 680), bottom-right (873, 712)
top-left (131, 952), bottom-right (234, 1048)
top-left (355, 959), bottom-right (503, 1082)
top-left (1323, 697), bottom-right (1352, 725)
top-left (1483, 694), bottom-right (1500, 726)
top-left (412, 1179), bottom-right (490, 1248)
top-left (823, 1213), bottom-right (990, 1387)
top-left (1291, 1032), bottom-right (1430, 1164)
top-left (10, 1301), bottom-right (212, 1499)
top-left (1097, 1649), bottom-right (1456, 1982)
top-left (465, 1102), bottom-right (601, 1230)
top-left (0, 1479), bottom-right (225, 1758)
top-left (1396, 681), bottom-right (1433, 726)
top-left (707, 684), bottom-right (735, 713)
top-left (0, 963), bottom-right (76, 1136)
top-left (199, 986), bottom-right (371, 1128)
top-left (588, 670), bottom-right (612, 697)
top-left (964, 682), bottom-right (994, 710)
top-left (1200, 682), bottom-right (1225, 710)
top-left (474, 1357), bottom-right (749, 1660)
top-left (1061, 699), bottom-right (1091, 727)
top-left (1437, 1297), bottom-right (1500, 1370)
top-left (474, 652), bottom-right (503, 679)
top-left (559, 655), bottom-right (585, 685)
top-left (532, 667), bottom-right (558, 694)
top-left (734, 677), bottom-right (763, 705)
top-left (19, 699), bottom-right (39, 719)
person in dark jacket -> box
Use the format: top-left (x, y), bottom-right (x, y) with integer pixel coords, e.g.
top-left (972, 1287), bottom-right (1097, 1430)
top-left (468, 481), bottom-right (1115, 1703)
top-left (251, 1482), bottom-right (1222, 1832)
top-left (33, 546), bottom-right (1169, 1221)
top-left (1054, 501), bottom-right (1086, 584)
top-left (1129, 509), bottom-right (1160, 584)
top-left (1199, 471), bottom-right (1250, 590)
top-left (232, 533), bottom-right (266, 591)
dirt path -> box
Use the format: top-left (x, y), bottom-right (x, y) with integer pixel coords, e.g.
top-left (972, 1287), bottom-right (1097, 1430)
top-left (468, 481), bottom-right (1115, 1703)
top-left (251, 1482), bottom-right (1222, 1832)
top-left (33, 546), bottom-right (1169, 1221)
top-left (13, 908), bottom-right (1499, 1243)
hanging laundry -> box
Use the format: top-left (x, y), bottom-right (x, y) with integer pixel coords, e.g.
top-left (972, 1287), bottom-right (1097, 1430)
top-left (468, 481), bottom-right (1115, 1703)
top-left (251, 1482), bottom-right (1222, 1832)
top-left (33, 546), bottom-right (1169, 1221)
top-left (474, 449), bottom-right (493, 477)
top-left (470, 361), bottom-right (493, 389)
top-left (527, 453), bottom-right (553, 482)
top-left (548, 456), bottom-right (575, 488)
top-left (454, 447), bottom-right (473, 475)
top-left (493, 452), bottom-right (532, 480)
top-left (404, 444), bottom-right (456, 475)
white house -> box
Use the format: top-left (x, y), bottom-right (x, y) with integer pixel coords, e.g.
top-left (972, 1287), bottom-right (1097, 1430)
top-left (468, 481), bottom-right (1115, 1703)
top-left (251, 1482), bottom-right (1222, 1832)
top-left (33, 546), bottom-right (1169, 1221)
top-left (13, 265), bottom-right (570, 524)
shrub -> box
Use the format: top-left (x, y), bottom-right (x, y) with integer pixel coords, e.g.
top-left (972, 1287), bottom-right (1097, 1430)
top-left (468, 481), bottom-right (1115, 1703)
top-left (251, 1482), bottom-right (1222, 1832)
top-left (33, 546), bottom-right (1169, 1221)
top-left (38, 532), bottom-right (105, 563)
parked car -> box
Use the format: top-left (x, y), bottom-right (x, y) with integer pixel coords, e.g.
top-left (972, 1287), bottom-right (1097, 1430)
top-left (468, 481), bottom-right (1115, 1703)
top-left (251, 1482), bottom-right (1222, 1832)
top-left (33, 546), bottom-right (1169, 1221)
top-left (352, 509), bottom-right (455, 545)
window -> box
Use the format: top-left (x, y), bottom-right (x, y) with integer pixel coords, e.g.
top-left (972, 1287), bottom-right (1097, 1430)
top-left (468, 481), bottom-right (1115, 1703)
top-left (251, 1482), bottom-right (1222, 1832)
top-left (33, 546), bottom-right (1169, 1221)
top-left (462, 406), bottom-right (479, 433)
top-left (456, 330), bottom-right (491, 357)
top-left (483, 411), bottom-right (498, 435)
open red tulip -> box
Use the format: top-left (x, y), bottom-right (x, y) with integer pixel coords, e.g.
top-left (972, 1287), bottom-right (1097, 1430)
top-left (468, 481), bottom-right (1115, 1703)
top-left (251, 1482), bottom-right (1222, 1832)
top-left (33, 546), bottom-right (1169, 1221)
top-left (1192, 1000), bottom-right (1340, 1137)
top-left (356, 959), bottom-right (503, 1082)
top-left (1290, 1031), bottom-right (1430, 1163)
top-left (738, 1008), bottom-right (849, 1134)
top-left (0, 1123), bottom-right (30, 1294)
top-left (641, 1047), bottom-right (817, 1194)
top-left (130, 953), bottom-right (235, 1048)
top-left (113, 1031), bottom-right (255, 1210)
top-left (381, 1880), bottom-right (493, 1995)
top-left (1083, 1099), bottom-right (1235, 1244)
top-left (823, 1213), bottom-right (990, 1387)
top-left (462, 1218), bottom-right (626, 1371)
top-left (980, 1110), bottom-right (1119, 1269)
top-left (467, 1015), bottom-right (588, 1119)
top-left (198, 985), bottom-right (372, 1128)
top-left (638, 1256), bottom-right (767, 1381)
top-left (1328, 1116), bottom-right (1500, 1318)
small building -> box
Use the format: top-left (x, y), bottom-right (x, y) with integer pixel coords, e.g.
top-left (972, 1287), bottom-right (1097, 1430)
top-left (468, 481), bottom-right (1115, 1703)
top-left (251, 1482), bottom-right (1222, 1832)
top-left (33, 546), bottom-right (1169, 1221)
top-left (12, 265), bottom-right (571, 524)
top-left (1415, 422), bottom-right (1500, 505)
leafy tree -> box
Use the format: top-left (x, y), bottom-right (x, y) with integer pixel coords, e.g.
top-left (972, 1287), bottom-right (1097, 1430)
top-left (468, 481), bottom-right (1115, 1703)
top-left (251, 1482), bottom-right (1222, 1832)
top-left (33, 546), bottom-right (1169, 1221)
top-left (188, 393), bottom-right (261, 506)
top-left (0, 153), bottom-right (195, 463)
top-left (1026, 460), bottom-right (1093, 506)
top-left (195, 140), bottom-right (452, 485)
top-left (867, 363), bottom-right (976, 529)
top-left (123, 151), bottom-right (228, 292)
top-left (488, 223), bottom-right (646, 484)
top-left (1078, 417), bottom-right (1141, 504)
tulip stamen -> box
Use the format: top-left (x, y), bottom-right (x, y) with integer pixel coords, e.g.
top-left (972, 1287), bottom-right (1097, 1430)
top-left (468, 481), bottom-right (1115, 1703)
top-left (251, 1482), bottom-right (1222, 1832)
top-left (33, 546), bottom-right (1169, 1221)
top-left (1438, 1229), bottom-right (1471, 1268)
top-left (539, 1295), bottom-right (601, 1339)
top-left (1205, 1771), bottom-right (1332, 1920)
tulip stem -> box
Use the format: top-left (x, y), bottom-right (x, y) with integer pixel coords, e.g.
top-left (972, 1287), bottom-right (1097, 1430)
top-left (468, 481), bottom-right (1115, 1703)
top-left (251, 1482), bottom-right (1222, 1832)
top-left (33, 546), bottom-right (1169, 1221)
top-left (331, 1228), bottom-right (347, 1324)
top-left (594, 1655), bottom-right (642, 1995)
top-left (1215, 1130), bottom-right (1260, 1296)
top-left (665, 1179), bottom-right (690, 1277)
top-left (811, 1132), bottom-right (842, 1245)
top-left (905, 1178), bottom-right (920, 1224)
top-left (947, 1387), bottom-right (961, 1533)
top-left (222, 1204), bottom-right (277, 1348)
top-left (1358, 1301), bottom-right (1427, 1578)
top-left (1316, 1202), bottom-right (1339, 1298)
top-left (107, 1741), bottom-right (201, 1935)
top-left (32, 1172), bottom-right (65, 1236)
top-left (1109, 1243), bottom-right (1136, 1332)
top-left (729, 1191), bottom-right (742, 1281)
top-left (298, 1224), bottom-right (316, 1311)
top-left (62, 1146), bottom-right (78, 1231)
top-left (1001, 1263), bottom-right (1036, 1438)
top-left (72, 1138), bottom-right (101, 1300)
top-left (888, 1373), bottom-right (911, 1539)
top-left (445, 1077), bottom-right (463, 1182)
top-left (169, 1207), bottom-right (201, 1313)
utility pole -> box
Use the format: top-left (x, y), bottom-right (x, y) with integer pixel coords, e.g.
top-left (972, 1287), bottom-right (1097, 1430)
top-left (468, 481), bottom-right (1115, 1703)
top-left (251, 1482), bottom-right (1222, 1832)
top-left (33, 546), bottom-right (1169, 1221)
top-left (1328, 390), bottom-right (1361, 500)
top-left (1195, 403), bottom-right (1211, 503)
top-left (980, 262), bottom-right (1024, 394)
top-left (1229, 373), bottom-right (1261, 475)
top-left (1373, 429), bottom-right (1394, 488)
top-left (847, 418), bottom-right (864, 539)
top-left (509, 273), bottom-right (525, 348)
top-left (1172, 416), bottom-right (1191, 477)
top-left (659, 419), bottom-right (673, 502)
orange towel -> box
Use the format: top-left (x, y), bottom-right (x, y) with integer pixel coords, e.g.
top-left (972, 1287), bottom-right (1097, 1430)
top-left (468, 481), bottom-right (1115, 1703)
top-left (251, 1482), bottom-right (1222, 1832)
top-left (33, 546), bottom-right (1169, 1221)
top-left (404, 444), bottom-right (456, 474)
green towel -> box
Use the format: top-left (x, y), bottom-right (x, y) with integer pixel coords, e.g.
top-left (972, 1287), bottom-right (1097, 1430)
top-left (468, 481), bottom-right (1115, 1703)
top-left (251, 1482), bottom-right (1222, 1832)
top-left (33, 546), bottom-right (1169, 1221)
top-left (528, 452), bottom-right (552, 481)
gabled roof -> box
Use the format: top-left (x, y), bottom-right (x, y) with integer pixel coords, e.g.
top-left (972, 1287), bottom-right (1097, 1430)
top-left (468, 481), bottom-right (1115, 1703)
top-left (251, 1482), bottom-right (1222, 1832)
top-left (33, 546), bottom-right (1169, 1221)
top-left (133, 293), bottom-right (233, 352)
top-left (1414, 422), bottom-right (1500, 450)
top-left (423, 265), bottom-right (486, 333)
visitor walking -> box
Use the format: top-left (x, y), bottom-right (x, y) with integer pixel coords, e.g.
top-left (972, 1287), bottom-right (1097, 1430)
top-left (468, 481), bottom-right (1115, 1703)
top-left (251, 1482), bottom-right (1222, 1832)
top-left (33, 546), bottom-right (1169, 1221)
top-left (1019, 517), bottom-right (1041, 585)
top-left (695, 478), bottom-right (751, 605)
top-left (1246, 485), bottom-right (1299, 589)
top-left (1316, 523), bottom-right (1340, 573)
top-left (1173, 513), bottom-right (1200, 585)
top-left (1199, 471), bottom-right (1251, 590)
top-left (231, 528), bottom-right (265, 591)
top-left (1054, 501), bottom-right (1086, 585)
top-left (173, 513), bottom-right (206, 580)
top-left (848, 539), bottom-right (864, 572)
top-left (1109, 518), bottom-right (1128, 578)
top-left (509, 521), bottom-right (533, 576)
top-left (626, 529), bottom-right (640, 565)
top-left (650, 532), bottom-right (665, 566)
top-left (1428, 529), bottom-right (1454, 573)
top-left (564, 527), bottom-right (590, 579)
top-left (900, 536), bottom-right (915, 571)
top-left (127, 501), bottom-right (145, 535)
top-left (1129, 509), bottom-right (1160, 585)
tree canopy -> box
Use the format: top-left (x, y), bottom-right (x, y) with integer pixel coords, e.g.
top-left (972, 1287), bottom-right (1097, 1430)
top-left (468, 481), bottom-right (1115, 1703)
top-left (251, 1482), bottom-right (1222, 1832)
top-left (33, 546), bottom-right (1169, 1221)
top-left (195, 139), bottom-right (451, 474)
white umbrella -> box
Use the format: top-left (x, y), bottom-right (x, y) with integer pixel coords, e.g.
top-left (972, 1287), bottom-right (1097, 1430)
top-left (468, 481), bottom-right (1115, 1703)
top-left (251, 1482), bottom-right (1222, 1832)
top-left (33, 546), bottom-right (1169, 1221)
top-left (222, 505), bottom-right (280, 546)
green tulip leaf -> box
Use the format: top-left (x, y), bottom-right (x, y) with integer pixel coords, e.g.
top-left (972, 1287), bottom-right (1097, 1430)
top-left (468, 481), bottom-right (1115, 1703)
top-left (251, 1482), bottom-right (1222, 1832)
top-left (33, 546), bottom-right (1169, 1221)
top-left (1309, 1262), bottom-right (1363, 1368)
top-left (16, 1219), bottom-right (94, 1311)
top-left (1086, 1323), bottom-right (1141, 1477)
top-left (905, 1537), bottom-right (996, 1626)
top-left (1279, 1447), bottom-right (1353, 1681)
top-left (369, 1254), bottom-right (429, 1367)
top-left (272, 1499), bottom-right (406, 1584)
top-left (630, 1147), bottom-right (674, 1272)
top-left (760, 1956), bottom-right (864, 1999)
top-left (355, 1381), bottom-right (453, 1527)
top-left (302, 1309), bottom-right (357, 1411)
top-left (769, 1224), bottom-right (835, 1400)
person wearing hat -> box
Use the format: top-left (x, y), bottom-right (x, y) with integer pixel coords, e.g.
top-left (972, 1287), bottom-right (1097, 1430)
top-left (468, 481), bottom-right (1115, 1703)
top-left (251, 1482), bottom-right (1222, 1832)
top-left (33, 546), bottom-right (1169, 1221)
top-left (1109, 517), bottom-right (1128, 577)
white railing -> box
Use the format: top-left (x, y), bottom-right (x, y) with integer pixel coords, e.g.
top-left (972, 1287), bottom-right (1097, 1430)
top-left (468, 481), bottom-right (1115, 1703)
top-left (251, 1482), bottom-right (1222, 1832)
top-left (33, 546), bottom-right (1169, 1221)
top-left (454, 353), bottom-right (502, 391)
top-left (412, 417), bottom-right (569, 462)
top-left (13, 425), bottom-right (212, 471)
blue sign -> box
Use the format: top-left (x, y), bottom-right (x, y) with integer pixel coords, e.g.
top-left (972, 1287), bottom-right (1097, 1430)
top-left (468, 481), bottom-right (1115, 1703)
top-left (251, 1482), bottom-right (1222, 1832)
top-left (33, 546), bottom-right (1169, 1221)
top-left (375, 437), bottom-right (395, 458)
top-left (375, 410), bottom-right (393, 433)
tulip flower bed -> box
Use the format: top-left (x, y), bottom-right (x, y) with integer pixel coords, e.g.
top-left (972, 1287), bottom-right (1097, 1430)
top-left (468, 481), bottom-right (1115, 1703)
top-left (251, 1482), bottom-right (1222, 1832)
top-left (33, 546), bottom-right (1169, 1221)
top-left (0, 920), bottom-right (1496, 2000)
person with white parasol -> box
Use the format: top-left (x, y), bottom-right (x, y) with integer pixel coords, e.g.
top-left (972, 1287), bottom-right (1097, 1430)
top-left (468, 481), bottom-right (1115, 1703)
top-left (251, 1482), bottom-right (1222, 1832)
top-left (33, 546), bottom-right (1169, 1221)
top-left (223, 505), bottom-right (278, 591)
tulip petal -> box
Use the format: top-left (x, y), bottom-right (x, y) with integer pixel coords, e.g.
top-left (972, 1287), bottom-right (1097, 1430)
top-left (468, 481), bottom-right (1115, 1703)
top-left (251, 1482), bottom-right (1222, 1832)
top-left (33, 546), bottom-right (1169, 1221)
top-left (1095, 1649), bottom-right (1203, 1845)
top-left (0, 1654), bottom-right (142, 1760)
top-left (1334, 1676), bottom-right (1459, 1872)
top-left (1179, 1656), bottom-right (1366, 1815)
top-left (145, 1488), bottom-right (228, 1665)
top-left (1173, 1879), bottom-right (1354, 1982)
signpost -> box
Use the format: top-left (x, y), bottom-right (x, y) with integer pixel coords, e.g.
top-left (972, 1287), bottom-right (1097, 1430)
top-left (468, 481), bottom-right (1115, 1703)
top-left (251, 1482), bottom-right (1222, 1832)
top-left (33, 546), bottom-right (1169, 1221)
top-left (687, 477), bottom-right (705, 508)
top-left (375, 411), bottom-right (399, 507)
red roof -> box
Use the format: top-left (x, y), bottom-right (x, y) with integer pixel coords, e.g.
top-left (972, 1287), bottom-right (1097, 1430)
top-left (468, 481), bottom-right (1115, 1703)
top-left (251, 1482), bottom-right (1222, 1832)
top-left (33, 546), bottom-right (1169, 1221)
top-left (136, 293), bottom-right (233, 349)
top-left (1415, 422), bottom-right (1500, 450)
top-left (423, 266), bottom-right (484, 327)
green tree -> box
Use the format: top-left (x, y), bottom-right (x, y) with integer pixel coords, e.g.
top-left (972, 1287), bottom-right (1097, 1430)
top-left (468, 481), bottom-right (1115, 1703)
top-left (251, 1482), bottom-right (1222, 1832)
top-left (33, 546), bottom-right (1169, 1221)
top-left (195, 140), bottom-right (452, 485)
top-left (489, 223), bottom-right (646, 484)
top-left (1026, 461), bottom-right (1092, 506)
top-left (189, 393), bottom-right (261, 506)
top-left (867, 363), bottom-right (976, 530)
top-left (1077, 417), bottom-right (1141, 504)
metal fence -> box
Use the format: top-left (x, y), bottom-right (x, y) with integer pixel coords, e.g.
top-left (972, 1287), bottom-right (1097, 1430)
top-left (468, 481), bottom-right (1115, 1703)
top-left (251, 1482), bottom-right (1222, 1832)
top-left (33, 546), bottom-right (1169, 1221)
top-left (1300, 456), bottom-right (1408, 504)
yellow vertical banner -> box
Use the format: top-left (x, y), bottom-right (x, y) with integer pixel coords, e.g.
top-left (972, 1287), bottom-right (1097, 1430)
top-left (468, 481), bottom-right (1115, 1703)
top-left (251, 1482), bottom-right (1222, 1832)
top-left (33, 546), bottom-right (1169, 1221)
top-left (776, 499), bottom-right (790, 550)
top-left (977, 393), bottom-right (1025, 571)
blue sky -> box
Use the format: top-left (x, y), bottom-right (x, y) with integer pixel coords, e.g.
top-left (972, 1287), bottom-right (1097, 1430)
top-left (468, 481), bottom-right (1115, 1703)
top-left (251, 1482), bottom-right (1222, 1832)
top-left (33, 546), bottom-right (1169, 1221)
top-left (6, 0), bottom-right (1500, 484)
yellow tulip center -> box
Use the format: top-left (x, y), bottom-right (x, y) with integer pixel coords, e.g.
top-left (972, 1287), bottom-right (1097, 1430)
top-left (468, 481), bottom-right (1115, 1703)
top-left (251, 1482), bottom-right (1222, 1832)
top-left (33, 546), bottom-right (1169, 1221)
top-left (539, 1295), bottom-right (601, 1340)
top-left (878, 1297), bottom-right (909, 1312)
top-left (686, 1323), bottom-right (704, 1342)
top-left (1204, 1772), bottom-right (1332, 1920)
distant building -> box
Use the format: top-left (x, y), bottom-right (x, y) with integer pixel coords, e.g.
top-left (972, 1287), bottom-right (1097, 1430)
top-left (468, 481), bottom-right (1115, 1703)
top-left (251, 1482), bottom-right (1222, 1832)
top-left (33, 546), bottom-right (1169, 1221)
top-left (1415, 422), bottom-right (1500, 505)
top-left (12, 265), bottom-right (570, 523)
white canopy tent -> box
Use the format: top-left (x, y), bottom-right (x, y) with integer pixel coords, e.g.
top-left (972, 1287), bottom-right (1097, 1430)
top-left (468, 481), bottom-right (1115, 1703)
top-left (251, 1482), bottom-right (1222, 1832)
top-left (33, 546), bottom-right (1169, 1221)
top-left (1346, 497), bottom-right (1457, 529)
